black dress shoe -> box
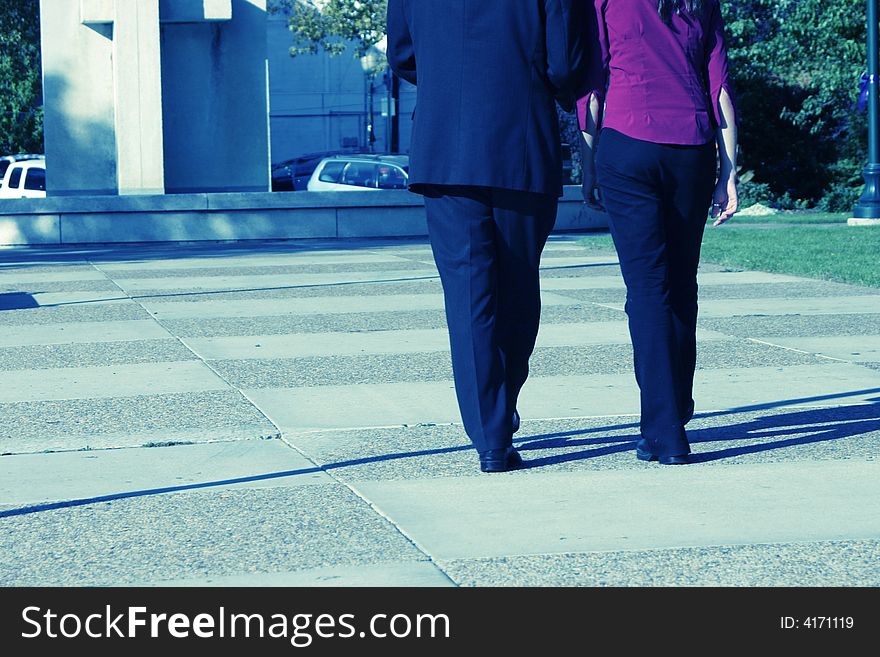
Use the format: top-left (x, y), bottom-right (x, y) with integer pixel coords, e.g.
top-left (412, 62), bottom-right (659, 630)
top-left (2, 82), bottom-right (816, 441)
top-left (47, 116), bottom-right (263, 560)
top-left (512, 409), bottom-right (521, 434)
top-left (636, 448), bottom-right (689, 465)
top-left (479, 447), bottom-right (523, 472)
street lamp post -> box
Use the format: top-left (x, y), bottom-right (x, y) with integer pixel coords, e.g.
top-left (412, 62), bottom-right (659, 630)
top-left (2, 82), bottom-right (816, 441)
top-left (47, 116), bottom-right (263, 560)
top-left (361, 48), bottom-right (380, 153)
top-left (852, 0), bottom-right (880, 224)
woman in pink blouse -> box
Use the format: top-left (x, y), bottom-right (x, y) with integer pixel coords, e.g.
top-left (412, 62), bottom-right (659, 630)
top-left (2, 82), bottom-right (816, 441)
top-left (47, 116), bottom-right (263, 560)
top-left (578, 0), bottom-right (738, 465)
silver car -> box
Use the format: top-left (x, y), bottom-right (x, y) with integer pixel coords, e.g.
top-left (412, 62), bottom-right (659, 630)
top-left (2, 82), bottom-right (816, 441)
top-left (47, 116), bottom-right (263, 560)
top-left (307, 154), bottom-right (409, 192)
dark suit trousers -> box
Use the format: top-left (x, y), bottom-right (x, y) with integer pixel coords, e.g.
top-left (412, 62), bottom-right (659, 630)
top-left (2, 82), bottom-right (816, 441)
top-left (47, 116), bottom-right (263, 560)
top-left (420, 185), bottom-right (557, 453)
top-left (595, 128), bottom-right (715, 457)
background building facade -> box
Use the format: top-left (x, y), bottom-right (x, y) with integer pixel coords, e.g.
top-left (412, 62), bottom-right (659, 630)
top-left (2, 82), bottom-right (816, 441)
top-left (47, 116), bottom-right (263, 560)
top-left (267, 11), bottom-right (416, 165)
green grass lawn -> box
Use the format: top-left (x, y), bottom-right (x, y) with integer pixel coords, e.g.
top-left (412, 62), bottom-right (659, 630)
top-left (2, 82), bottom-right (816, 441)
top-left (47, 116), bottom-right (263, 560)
top-left (577, 216), bottom-right (880, 288)
top-left (728, 211), bottom-right (848, 224)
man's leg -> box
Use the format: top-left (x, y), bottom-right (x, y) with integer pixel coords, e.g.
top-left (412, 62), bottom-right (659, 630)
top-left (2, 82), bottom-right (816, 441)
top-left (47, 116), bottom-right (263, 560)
top-left (491, 189), bottom-right (558, 414)
top-left (421, 185), bottom-right (513, 453)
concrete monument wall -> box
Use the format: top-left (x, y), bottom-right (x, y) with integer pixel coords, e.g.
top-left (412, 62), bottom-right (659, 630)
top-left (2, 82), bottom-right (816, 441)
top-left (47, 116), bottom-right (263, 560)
top-left (0, 187), bottom-right (605, 246)
top-left (38, 0), bottom-right (270, 197)
top-left (39, 0), bottom-right (120, 195)
top-left (160, 0), bottom-right (270, 193)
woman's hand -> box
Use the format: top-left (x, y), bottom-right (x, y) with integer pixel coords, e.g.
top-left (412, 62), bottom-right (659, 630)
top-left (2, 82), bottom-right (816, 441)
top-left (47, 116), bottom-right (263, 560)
top-left (711, 174), bottom-right (737, 227)
top-left (580, 130), bottom-right (603, 208)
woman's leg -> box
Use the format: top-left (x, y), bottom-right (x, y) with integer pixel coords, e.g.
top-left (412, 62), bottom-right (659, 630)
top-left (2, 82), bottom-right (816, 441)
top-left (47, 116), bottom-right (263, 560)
top-left (596, 130), bottom-right (690, 458)
top-left (660, 144), bottom-right (716, 424)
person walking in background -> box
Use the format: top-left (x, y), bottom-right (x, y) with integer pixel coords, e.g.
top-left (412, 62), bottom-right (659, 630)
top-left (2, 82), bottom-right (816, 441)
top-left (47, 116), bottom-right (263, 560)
top-left (579, 0), bottom-right (738, 465)
top-left (386, 0), bottom-right (589, 472)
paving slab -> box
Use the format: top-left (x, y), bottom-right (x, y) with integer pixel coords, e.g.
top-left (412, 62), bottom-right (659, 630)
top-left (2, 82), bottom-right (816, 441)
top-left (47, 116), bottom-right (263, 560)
top-left (181, 323), bottom-right (729, 361)
top-left (0, 484), bottom-right (425, 586)
top-left (439, 540), bottom-right (880, 587)
top-left (106, 260), bottom-right (437, 280)
top-left (0, 302), bottom-right (153, 326)
top-left (95, 253), bottom-right (419, 271)
top-left (0, 439), bottom-right (329, 508)
top-left (677, 296), bottom-right (880, 318)
top-left (141, 292), bottom-right (577, 321)
top-left (352, 459), bottom-right (880, 560)
top-left (246, 363), bottom-right (880, 431)
top-left (0, 340), bottom-right (198, 371)
top-left (112, 269), bottom-right (439, 292)
top-left (159, 304), bottom-right (625, 338)
top-left (0, 269), bottom-right (107, 284)
top-left (0, 319), bottom-right (172, 347)
top-left (556, 283), bottom-right (880, 305)
top-left (122, 279), bottom-right (446, 302)
top-left (0, 360), bottom-right (231, 402)
top-left (700, 314), bottom-right (880, 340)
top-left (146, 560), bottom-right (454, 587)
top-left (214, 340), bottom-right (821, 389)
top-left (0, 391), bottom-right (280, 454)
top-left (0, 280), bottom-right (122, 293)
top-left (753, 335), bottom-right (880, 363)
top-left (535, 257), bottom-right (623, 270)
top-left (540, 271), bottom-right (809, 292)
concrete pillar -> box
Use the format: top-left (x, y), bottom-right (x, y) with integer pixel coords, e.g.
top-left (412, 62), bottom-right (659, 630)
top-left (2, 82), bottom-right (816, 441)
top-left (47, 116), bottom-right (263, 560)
top-left (39, 0), bottom-right (269, 196)
top-left (159, 0), bottom-right (270, 193)
top-left (112, 0), bottom-right (165, 195)
top-left (40, 0), bottom-right (118, 195)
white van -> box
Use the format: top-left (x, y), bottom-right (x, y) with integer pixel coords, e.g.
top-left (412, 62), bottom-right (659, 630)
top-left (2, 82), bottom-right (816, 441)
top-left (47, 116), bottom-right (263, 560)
top-left (0, 157), bottom-right (46, 199)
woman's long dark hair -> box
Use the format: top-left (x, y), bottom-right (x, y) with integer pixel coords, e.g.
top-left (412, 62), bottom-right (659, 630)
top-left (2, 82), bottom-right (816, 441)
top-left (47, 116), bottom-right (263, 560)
top-left (658, 0), bottom-right (704, 23)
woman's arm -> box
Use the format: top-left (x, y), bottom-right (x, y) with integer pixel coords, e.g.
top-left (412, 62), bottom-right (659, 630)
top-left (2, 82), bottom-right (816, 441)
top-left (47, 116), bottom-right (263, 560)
top-left (705, 0), bottom-right (737, 226)
top-left (580, 94), bottom-right (601, 206)
top-left (577, 0), bottom-right (608, 205)
top-left (711, 86), bottom-right (738, 226)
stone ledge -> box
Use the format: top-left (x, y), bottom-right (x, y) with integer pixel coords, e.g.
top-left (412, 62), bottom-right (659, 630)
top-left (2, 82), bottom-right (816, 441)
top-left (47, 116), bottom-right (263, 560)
top-left (0, 194), bottom-right (210, 215)
top-left (0, 187), bottom-right (608, 246)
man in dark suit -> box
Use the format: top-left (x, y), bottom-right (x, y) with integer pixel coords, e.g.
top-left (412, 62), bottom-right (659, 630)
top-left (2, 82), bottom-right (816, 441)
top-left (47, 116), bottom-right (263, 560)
top-left (387, 0), bottom-right (588, 472)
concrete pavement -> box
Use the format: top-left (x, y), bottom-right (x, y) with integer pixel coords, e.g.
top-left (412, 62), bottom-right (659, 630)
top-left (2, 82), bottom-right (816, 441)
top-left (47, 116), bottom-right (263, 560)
top-left (1, 235), bottom-right (879, 586)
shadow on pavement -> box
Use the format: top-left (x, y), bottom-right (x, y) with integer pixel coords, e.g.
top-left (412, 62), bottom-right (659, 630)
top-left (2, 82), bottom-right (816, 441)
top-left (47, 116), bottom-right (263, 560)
top-left (520, 398), bottom-right (880, 468)
top-left (3, 398), bottom-right (879, 519)
top-left (0, 293), bottom-right (39, 310)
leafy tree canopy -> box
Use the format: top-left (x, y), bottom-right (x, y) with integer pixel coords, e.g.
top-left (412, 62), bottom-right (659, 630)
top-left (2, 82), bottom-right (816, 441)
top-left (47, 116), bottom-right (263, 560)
top-left (0, 0), bottom-right (43, 154)
top-left (722, 0), bottom-right (867, 206)
top-left (272, 0), bottom-right (388, 62)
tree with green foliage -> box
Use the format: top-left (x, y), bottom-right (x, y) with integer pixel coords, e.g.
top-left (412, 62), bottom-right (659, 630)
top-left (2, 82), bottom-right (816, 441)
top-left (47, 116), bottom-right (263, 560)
top-left (272, 0), bottom-right (388, 62)
top-left (0, 0), bottom-right (43, 155)
top-left (722, 0), bottom-right (867, 209)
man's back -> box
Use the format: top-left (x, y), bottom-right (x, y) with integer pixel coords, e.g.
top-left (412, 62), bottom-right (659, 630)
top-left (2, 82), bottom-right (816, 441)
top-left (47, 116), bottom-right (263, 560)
top-left (387, 0), bottom-right (587, 196)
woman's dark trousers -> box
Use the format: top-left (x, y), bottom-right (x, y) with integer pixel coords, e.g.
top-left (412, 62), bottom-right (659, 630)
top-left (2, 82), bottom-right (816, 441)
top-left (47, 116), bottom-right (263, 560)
top-left (596, 128), bottom-right (715, 457)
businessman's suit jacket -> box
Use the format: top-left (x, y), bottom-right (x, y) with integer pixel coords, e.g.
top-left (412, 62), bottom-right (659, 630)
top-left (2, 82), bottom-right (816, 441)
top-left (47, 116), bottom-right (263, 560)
top-left (387, 0), bottom-right (589, 197)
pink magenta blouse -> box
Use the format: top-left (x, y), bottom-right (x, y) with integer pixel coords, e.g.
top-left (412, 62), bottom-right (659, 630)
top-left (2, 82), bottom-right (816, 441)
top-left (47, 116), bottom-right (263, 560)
top-left (577, 0), bottom-right (735, 145)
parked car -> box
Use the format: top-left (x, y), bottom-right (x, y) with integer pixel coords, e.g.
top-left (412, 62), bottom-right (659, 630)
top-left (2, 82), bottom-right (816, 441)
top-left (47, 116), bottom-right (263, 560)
top-left (0, 157), bottom-right (46, 199)
top-left (561, 142), bottom-right (575, 185)
top-left (271, 150), bottom-right (352, 191)
top-left (307, 154), bottom-right (409, 192)
top-left (0, 154), bottom-right (43, 183)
